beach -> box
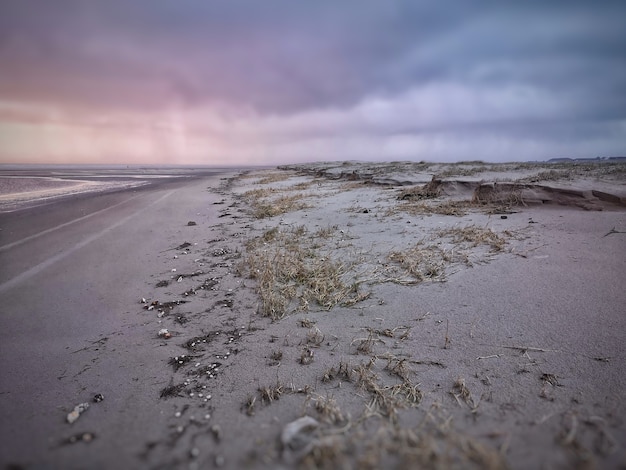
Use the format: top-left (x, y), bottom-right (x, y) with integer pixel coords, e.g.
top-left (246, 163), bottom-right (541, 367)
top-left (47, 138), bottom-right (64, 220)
top-left (0, 161), bottom-right (625, 469)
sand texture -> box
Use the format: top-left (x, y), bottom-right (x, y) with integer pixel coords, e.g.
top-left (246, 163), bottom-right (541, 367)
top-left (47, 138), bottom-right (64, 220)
top-left (1, 160), bottom-right (625, 469)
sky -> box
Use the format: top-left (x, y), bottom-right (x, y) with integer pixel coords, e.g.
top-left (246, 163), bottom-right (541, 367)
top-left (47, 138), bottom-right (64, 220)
top-left (0, 1), bottom-right (625, 166)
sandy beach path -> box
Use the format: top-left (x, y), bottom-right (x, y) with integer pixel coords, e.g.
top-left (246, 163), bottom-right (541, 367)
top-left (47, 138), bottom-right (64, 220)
top-left (0, 173), bottom-right (232, 468)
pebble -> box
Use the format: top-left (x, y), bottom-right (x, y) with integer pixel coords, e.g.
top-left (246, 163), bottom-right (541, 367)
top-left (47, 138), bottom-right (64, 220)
top-left (66, 403), bottom-right (90, 424)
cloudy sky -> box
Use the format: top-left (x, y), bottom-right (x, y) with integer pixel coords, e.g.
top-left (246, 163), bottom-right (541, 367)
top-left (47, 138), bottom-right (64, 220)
top-left (0, 1), bottom-right (624, 165)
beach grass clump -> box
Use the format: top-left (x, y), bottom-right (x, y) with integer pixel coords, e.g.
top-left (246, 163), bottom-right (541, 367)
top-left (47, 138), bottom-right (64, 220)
top-left (242, 187), bottom-right (277, 200)
top-left (256, 172), bottom-right (293, 185)
top-left (240, 226), bottom-right (365, 319)
top-left (471, 184), bottom-right (525, 207)
top-left (516, 169), bottom-right (571, 183)
top-left (250, 194), bottom-right (310, 219)
top-left (437, 225), bottom-right (508, 252)
top-left (313, 395), bottom-right (345, 424)
top-left (388, 243), bottom-right (447, 283)
top-left (435, 165), bottom-right (490, 178)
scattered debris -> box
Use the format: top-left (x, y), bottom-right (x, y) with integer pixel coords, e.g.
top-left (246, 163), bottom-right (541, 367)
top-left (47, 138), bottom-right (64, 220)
top-left (158, 328), bottom-right (172, 339)
top-left (62, 432), bottom-right (96, 445)
top-left (66, 403), bottom-right (89, 424)
top-left (540, 373), bottom-right (560, 386)
top-left (160, 383), bottom-right (186, 399)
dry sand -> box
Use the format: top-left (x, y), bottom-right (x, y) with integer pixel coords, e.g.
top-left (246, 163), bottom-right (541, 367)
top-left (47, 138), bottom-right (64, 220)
top-left (2, 160), bottom-right (625, 469)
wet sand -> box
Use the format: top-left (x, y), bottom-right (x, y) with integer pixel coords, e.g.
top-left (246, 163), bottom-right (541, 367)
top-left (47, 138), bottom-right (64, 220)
top-left (0, 161), bottom-right (624, 469)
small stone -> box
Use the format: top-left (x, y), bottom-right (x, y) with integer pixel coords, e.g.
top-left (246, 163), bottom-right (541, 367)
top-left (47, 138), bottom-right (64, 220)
top-left (93, 393), bottom-right (104, 403)
top-left (66, 403), bottom-right (90, 424)
top-left (158, 328), bottom-right (172, 339)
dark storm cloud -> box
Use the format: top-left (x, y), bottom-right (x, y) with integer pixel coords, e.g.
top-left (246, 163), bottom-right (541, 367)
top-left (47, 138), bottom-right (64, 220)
top-left (0, 0), bottom-right (624, 162)
top-left (9, 0), bottom-right (624, 113)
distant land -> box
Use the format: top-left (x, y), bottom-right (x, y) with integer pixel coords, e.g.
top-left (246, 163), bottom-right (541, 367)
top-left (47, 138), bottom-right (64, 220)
top-left (547, 156), bottom-right (626, 163)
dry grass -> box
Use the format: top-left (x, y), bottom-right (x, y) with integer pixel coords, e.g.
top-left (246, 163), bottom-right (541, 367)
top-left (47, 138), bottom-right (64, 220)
top-left (256, 172), bottom-right (293, 185)
top-left (322, 361), bottom-right (353, 383)
top-left (451, 378), bottom-right (479, 411)
top-left (299, 318), bottom-right (316, 328)
top-left (314, 225), bottom-right (339, 238)
top-left (516, 169), bottom-right (571, 183)
top-left (239, 226), bottom-right (367, 320)
top-left (435, 165), bottom-right (490, 178)
top-left (353, 359), bottom-right (422, 422)
top-left (472, 184), bottom-right (525, 207)
top-left (391, 199), bottom-right (472, 217)
top-left (251, 194), bottom-right (310, 219)
top-left (305, 326), bottom-right (325, 346)
top-left (437, 225), bottom-right (508, 252)
top-left (351, 330), bottom-right (385, 355)
top-left (242, 187), bottom-right (277, 200)
top-left (258, 382), bottom-right (284, 404)
top-left (313, 395), bottom-right (345, 424)
top-left (300, 347), bottom-right (315, 365)
top-left (388, 243), bottom-right (446, 283)
top-left (386, 225), bottom-right (511, 283)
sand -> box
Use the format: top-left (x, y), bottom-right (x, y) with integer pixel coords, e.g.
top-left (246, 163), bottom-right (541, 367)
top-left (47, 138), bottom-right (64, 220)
top-left (1, 160), bottom-right (625, 469)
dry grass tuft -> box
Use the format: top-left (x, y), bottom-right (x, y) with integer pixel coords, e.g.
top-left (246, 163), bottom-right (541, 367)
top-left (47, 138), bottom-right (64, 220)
top-left (258, 382), bottom-right (284, 404)
top-left (384, 356), bottom-right (412, 381)
top-left (313, 395), bottom-right (345, 424)
top-left (314, 225), bottom-right (339, 238)
top-left (305, 326), bottom-right (325, 346)
top-left (451, 378), bottom-right (479, 411)
top-left (240, 226), bottom-right (366, 320)
top-left (256, 172), bottom-right (293, 184)
top-left (351, 330), bottom-right (385, 355)
top-left (322, 361), bottom-right (354, 383)
top-left (300, 347), bottom-right (315, 365)
top-left (244, 394), bottom-right (257, 416)
top-left (250, 194), bottom-right (310, 219)
top-left (388, 243), bottom-right (446, 283)
top-left (472, 184), bottom-right (525, 208)
top-left (299, 318), bottom-right (316, 328)
top-left (391, 200), bottom-right (471, 217)
top-left (299, 436), bottom-right (347, 470)
top-left (437, 225), bottom-right (508, 252)
top-left (516, 169), bottom-right (571, 183)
